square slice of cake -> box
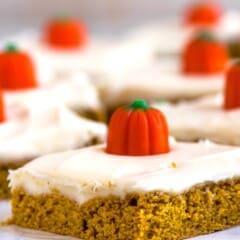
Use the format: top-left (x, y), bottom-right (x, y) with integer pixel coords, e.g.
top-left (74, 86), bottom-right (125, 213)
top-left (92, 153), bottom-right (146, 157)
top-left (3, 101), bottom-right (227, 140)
top-left (9, 141), bottom-right (240, 240)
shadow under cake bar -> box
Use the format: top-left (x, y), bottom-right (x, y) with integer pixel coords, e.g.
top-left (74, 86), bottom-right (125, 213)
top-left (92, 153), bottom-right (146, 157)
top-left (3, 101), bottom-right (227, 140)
top-left (8, 100), bottom-right (240, 240)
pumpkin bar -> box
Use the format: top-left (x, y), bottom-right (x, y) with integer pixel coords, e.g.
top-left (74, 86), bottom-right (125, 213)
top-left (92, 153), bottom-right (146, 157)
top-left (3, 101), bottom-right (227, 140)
top-left (9, 100), bottom-right (240, 240)
top-left (99, 31), bottom-right (228, 111)
top-left (152, 61), bottom-right (240, 145)
top-left (0, 90), bottom-right (106, 199)
top-left (0, 43), bottom-right (105, 122)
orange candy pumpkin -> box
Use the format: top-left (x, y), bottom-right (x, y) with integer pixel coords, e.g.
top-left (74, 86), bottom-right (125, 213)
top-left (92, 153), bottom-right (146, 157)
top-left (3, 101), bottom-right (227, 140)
top-left (224, 62), bottom-right (240, 110)
top-left (45, 17), bottom-right (88, 49)
top-left (106, 99), bottom-right (170, 156)
top-left (182, 31), bottom-right (228, 75)
top-left (184, 1), bottom-right (222, 26)
top-left (0, 88), bottom-right (5, 122)
top-left (0, 44), bottom-right (37, 90)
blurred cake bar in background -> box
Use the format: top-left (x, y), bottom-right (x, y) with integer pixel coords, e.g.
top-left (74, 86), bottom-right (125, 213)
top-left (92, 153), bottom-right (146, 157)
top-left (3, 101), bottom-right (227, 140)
top-left (123, 0), bottom-right (240, 57)
top-left (152, 61), bottom-right (240, 145)
top-left (0, 90), bottom-right (106, 199)
top-left (5, 16), bottom-right (153, 82)
top-left (9, 100), bottom-right (240, 239)
top-left (97, 30), bottom-right (228, 112)
top-left (6, 17), bottom-right (110, 76)
top-left (0, 43), bottom-right (106, 121)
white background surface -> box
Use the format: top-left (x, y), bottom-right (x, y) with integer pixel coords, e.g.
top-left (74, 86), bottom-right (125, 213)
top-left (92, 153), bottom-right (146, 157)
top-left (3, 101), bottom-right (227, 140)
top-left (1, 201), bottom-right (240, 240)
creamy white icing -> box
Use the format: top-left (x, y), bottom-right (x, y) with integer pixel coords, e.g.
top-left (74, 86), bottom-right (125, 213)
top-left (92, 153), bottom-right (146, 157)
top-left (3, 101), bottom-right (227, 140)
top-left (99, 59), bottom-right (223, 107)
top-left (152, 94), bottom-right (240, 145)
top-left (0, 93), bottom-right (106, 162)
top-left (9, 141), bottom-right (240, 204)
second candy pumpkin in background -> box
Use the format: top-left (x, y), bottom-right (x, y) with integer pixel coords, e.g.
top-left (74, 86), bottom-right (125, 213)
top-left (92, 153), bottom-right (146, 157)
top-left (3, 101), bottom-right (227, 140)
top-left (182, 31), bottom-right (229, 75)
top-left (44, 17), bottom-right (88, 49)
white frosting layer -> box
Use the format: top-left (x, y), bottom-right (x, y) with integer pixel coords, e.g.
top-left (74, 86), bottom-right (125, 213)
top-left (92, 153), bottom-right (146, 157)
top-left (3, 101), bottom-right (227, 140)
top-left (0, 93), bottom-right (106, 162)
top-left (9, 141), bottom-right (240, 204)
top-left (99, 59), bottom-right (223, 107)
top-left (152, 94), bottom-right (240, 145)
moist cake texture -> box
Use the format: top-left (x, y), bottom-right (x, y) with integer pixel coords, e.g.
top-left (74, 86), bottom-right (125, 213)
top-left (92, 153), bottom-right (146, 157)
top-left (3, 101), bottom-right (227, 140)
top-left (9, 142), bottom-right (240, 239)
top-left (11, 178), bottom-right (240, 240)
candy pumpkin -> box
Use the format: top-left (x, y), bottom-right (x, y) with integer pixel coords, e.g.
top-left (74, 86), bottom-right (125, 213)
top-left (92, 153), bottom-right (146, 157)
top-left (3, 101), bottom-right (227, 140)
top-left (182, 31), bottom-right (228, 75)
top-left (45, 17), bottom-right (88, 49)
top-left (184, 1), bottom-right (222, 26)
top-left (0, 44), bottom-right (37, 90)
top-left (0, 88), bottom-right (5, 122)
top-left (224, 62), bottom-right (240, 110)
top-left (106, 99), bottom-right (170, 156)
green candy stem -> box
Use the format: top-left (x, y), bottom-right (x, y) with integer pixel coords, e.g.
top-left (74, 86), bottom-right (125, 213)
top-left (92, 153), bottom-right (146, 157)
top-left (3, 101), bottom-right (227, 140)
top-left (4, 43), bottom-right (18, 53)
top-left (128, 99), bottom-right (149, 110)
top-left (196, 31), bottom-right (216, 42)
